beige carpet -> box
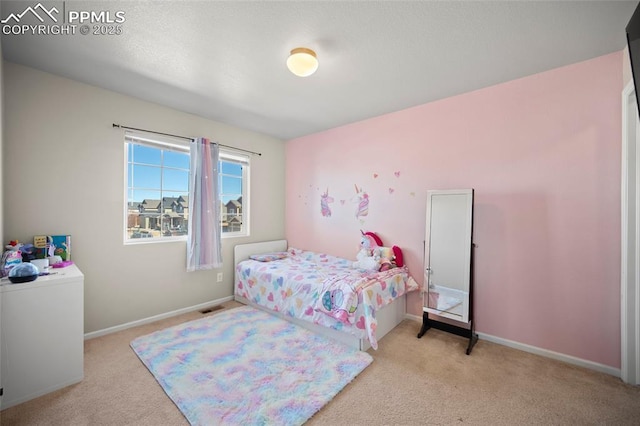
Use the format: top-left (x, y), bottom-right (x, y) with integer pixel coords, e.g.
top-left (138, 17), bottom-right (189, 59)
top-left (2, 300), bottom-right (639, 425)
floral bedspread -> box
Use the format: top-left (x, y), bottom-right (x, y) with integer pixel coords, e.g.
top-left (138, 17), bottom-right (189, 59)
top-left (234, 247), bottom-right (418, 349)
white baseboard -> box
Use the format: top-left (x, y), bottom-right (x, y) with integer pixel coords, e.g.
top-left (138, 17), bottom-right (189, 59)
top-left (477, 332), bottom-right (621, 378)
top-left (404, 313), bottom-right (621, 378)
top-left (84, 296), bottom-right (234, 340)
top-left (406, 313), bottom-right (422, 323)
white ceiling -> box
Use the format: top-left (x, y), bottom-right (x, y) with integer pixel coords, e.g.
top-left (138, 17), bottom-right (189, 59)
top-left (1, 1), bottom-right (638, 140)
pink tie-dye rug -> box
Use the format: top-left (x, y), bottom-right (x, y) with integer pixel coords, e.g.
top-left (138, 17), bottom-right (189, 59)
top-left (130, 306), bottom-right (373, 425)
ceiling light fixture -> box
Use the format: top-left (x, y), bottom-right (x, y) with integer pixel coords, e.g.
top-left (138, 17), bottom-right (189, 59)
top-left (286, 47), bottom-right (318, 77)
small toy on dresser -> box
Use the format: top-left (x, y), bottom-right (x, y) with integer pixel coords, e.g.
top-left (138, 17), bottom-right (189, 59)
top-left (8, 262), bottom-right (39, 283)
top-left (34, 235), bottom-right (71, 261)
top-left (1, 240), bottom-right (23, 278)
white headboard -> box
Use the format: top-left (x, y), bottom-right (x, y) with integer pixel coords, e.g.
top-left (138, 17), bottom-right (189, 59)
top-left (233, 240), bottom-right (287, 286)
top-left (233, 239), bottom-right (288, 265)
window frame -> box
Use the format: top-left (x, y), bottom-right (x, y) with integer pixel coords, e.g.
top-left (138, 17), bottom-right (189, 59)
top-left (123, 132), bottom-right (250, 245)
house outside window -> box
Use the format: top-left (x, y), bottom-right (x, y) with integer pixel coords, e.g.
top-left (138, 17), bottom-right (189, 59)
top-left (124, 133), bottom-right (249, 243)
top-left (220, 155), bottom-right (248, 235)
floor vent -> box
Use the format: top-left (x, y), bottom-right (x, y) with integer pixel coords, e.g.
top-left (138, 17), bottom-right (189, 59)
top-left (200, 305), bottom-right (225, 314)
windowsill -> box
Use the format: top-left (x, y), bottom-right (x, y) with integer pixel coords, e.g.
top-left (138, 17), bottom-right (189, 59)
top-left (124, 232), bottom-right (248, 245)
top-left (124, 236), bottom-right (187, 245)
top-left (222, 232), bottom-right (248, 239)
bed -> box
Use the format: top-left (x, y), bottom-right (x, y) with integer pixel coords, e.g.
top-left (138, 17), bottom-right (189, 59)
top-left (233, 240), bottom-right (419, 351)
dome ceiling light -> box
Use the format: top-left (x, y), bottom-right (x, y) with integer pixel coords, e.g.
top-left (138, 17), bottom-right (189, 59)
top-left (286, 47), bottom-right (318, 77)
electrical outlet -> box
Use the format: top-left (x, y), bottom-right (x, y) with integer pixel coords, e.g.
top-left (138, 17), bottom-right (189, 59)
top-left (216, 272), bottom-right (223, 282)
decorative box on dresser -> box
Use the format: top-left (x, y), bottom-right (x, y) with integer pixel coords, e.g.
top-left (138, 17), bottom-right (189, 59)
top-left (0, 264), bottom-right (84, 410)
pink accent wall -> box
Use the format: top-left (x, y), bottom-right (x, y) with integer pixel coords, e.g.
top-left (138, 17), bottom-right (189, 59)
top-left (286, 52), bottom-right (623, 368)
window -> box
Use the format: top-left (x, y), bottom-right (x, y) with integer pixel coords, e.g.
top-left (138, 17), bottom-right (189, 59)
top-left (219, 153), bottom-right (249, 236)
top-left (124, 133), bottom-right (249, 243)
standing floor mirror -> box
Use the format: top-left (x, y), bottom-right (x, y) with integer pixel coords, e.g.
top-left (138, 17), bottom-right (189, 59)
top-left (417, 189), bottom-right (478, 354)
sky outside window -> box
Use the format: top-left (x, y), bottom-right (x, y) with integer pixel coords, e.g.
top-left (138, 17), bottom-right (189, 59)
top-left (127, 143), bottom-right (242, 203)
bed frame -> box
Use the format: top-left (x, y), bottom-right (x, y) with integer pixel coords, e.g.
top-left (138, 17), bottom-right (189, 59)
top-left (233, 240), bottom-right (407, 351)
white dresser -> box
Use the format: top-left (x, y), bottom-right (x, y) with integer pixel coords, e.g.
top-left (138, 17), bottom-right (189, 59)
top-left (0, 264), bottom-right (84, 410)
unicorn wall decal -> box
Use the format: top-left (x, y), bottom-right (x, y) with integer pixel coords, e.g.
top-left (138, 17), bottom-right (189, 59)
top-left (353, 184), bottom-right (369, 219)
top-left (320, 188), bottom-right (334, 217)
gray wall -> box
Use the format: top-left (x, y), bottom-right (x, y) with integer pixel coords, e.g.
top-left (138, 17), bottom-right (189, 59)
top-left (3, 62), bottom-right (286, 333)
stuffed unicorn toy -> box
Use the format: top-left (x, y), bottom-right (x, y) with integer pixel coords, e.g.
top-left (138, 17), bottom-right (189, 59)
top-left (352, 232), bottom-right (381, 271)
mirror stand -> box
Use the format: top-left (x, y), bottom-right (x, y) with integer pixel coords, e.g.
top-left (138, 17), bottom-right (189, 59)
top-left (417, 189), bottom-right (478, 354)
top-left (417, 244), bottom-right (478, 355)
top-left (417, 315), bottom-right (478, 355)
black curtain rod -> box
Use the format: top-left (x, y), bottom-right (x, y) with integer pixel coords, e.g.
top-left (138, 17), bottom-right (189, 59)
top-left (112, 123), bottom-right (262, 156)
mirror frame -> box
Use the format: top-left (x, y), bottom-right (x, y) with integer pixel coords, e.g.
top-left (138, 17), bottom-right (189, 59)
top-left (423, 189), bottom-right (474, 323)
